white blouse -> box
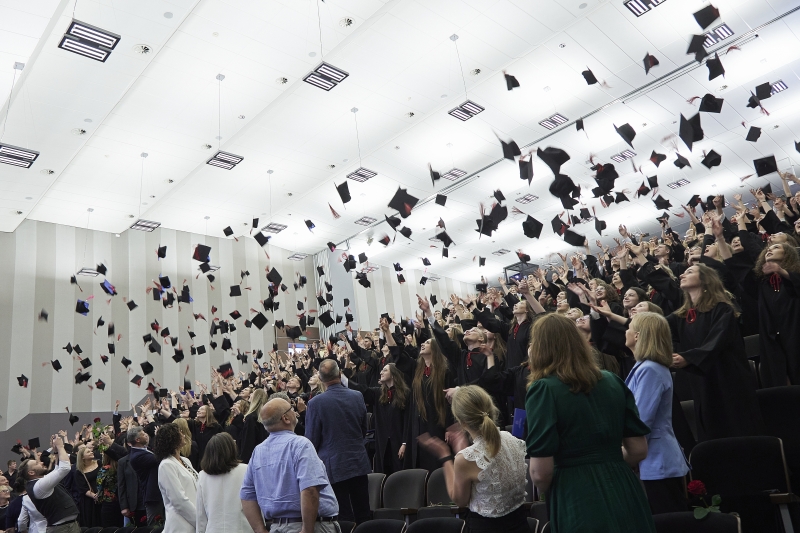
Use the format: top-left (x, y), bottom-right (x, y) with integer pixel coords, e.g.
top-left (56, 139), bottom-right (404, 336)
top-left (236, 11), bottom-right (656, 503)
top-left (458, 432), bottom-right (527, 518)
top-left (196, 463), bottom-right (251, 533)
top-left (159, 456), bottom-right (199, 533)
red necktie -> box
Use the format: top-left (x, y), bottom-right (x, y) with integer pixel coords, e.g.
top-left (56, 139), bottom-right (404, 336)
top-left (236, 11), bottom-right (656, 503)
top-left (466, 352), bottom-right (473, 368)
top-left (387, 389), bottom-right (393, 401)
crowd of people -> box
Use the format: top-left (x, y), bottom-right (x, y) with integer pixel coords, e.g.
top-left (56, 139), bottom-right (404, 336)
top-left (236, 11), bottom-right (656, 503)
top-left (1, 184), bottom-right (799, 533)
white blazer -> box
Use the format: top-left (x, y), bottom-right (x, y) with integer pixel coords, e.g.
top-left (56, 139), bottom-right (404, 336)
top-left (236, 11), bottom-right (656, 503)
top-left (158, 456), bottom-right (199, 533)
top-left (196, 463), bottom-right (251, 533)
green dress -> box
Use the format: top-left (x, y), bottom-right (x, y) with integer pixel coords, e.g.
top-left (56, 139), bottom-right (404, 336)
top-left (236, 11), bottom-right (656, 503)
top-left (525, 371), bottom-right (656, 533)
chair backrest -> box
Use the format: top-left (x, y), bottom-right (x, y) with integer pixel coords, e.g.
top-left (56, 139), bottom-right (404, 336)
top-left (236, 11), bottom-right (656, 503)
top-left (690, 436), bottom-right (790, 496)
top-left (757, 386), bottom-right (800, 479)
top-left (540, 522), bottom-right (550, 533)
top-left (416, 507), bottom-right (455, 520)
top-left (84, 528), bottom-right (102, 533)
top-left (529, 501), bottom-right (548, 524)
top-left (527, 517), bottom-right (540, 533)
top-left (654, 512), bottom-right (740, 532)
top-left (353, 518), bottom-right (406, 533)
top-left (338, 520), bottom-right (356, 533)
top-left (98, 528), bottom-right (119, 533)
top-left (426, 468), bottom-right (451, 506)
top-left (382, 469), bottom-right (429, 509)
top-left (368, 472), bottom-right (386, 510)
top-left (743, 334), bottom-right (760, 359)
top-left (116, 528), bottom-right (135, 533)
top-left (407, 517), bottom-right (464, 533)
top-left (680, 400), bottom-right (697, 443)
top-left (747, 360), bottom-right (760, 389)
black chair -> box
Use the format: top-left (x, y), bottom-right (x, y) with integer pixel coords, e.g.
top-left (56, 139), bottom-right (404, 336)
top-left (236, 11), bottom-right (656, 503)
top-left (744, 334), bottom-right (760, 358)
top-left (529, 501), bottom-right (548, 524)
top-left (353, 518), bottom-right (406, 533)
top-left (133, 527), bottom-right (155, 533)
top-left (527, 517), bottom-right (540, 533)
top-left (758, 386), bottom-right (800, 485)
top-left (540, 522), bottom-right (550, 533)
top-left (680, 400), bottom-right (698, 443)
top-left (653, 512), bottom-right (740, 532)
top-left (97, 528), bottom-right (119, 533)
top-left (426, 468), bottom-right (451, 506)
top-left (368, 472), bottom-right (385, 511)
top-left (690, 436), bottom-right (800, 533)
top-left (84, 528), bottom-right (102, 533)
top-left (116, 528), bottom-right (135, 533)
top-left (338, 520), bottom-right (356, 533)
top-left (406, 517), bottom-right (464, 533)
top-left (373, 469), bottom-right (429, 523)
top-left (150, 528), bottom-right (163, 533)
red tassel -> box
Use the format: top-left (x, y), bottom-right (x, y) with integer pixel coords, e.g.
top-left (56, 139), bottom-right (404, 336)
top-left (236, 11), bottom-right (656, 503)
top-left (769, 272), bottom-right (782, 292)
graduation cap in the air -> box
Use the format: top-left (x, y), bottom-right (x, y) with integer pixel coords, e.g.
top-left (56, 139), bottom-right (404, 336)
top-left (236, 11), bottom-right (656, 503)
top-left (679, 113), bottom-right (703, 151)
top-left (335, 181), bottom-right (351, 205)
top-left (267, 268), bottom-right (282, 286)
top-left (51, 359), bottom-right (62, 371)
top-left (398, 226), bottom-right (413, 240)
top-left (228, 285), bottom-right (242, 298)
top-left (421, 257), bottom-right (431, 267)
top-left (221, 338), bottom-right (232, 351)
top-left (653, 195), bottom-right (673, 210)
top-left (636, 182), bottom-right (651, 198)
top-left (304, 220), bottom-right (315, 232)
top-left (563, 229), bottom-right (586, 247)
top-left (795, 140), bottom-right (800, 153)
top-left (28, 437), bottom-right (41, 449)
top-left (504, 71), bottom-right (520, 90)
top-left (344, 311), bottom-right (354, 323)
top-left (594, 217), bottom-right (607, 235)
top-left (537, 147), bottom-right (570, 176)
top-left (419, 276), bottom-right (428, 286)
top-left (701, 150), bottom-right (721, 169)
top-left (223, 226), bottom-right (236, 239)
top-left (687, 35), bottom-right (709, 62)
top-left (127, 300), bottom-right (138, 311)
top-left (706, 53), bottom-right (725, 81)
top-left (550, 174), bottom-right (579, 209)
top-left (228, 310), bottom-right (241, 321)
top-left (643, 53), bottom-right (659, 74)
top-left (172, 349), bottom-right (184, 363)
top-left (499, 136), bottom-right (521, 161)
top-left (318, 310), bottom-right (334, 328)
top-left (615, 192), bottom-right (629, 203)
top-left (39, 309), bottom-right (48, 322)
top-left (80, 358), bottom-right (92, 369)
top-left (614, 123), bottom-right (636, 148)
top-left (519, 158), bottom-right (533, 185)
top-left (478, 257), bottom-right (486, 267)
top-left (437, 231), bottom-right (454, 248)
top-left (387, 187), bottom-right (419, 218)
top-left (647, 176), bottom-right (659, 190)
top-left (551, 215), bottom-right (568, 236)
top-left (699, 93), bottom-right (724, 113)
top-left (755, 82), bottom-right (773, 101)
top-left (674, 153), bottom-right (691, 169)
top-left (17, 374), bottom-right (28, 388)
top-left (442, 248), bottom-right (449, 258)
top-left (193, 244), bottom-right (211, 262)
top-left (148, 339), bottom-right (162, 355)
top-left (746, 127), bottom-right (761, 142)
top-left (687, 194), bottom-right (703, 209)
top-left (694, 4), bottom-right (720, 29)
top-left (650, 151), bottom-right (666, 167)
top-left (656, 212), bottom-right (671, 225)
top-left (76, 300), bottom-right (89, 316)
top-left (94, 379), bottom-right (105, 391)
top-left (753, 155), bottom-right (778, 177)
top-left (335, 314), bottom-right (343, 324)
top-left (251, 312), bottom-right (268, 330)
top-left (435, 194), bottom-right (448, 207)
top-left (582, 68), bottom-right (598, 85)
top-left (100, 279), bottom-right (117, 296)
top-left (254, 231), bottom-right (270, 247)
top-left (75, 371), bottom-right (91, 384)
top-left (428, 164), bottom-right (440, 186)
top-left (64, 342), bottom-right (74, 355)
top-left (68, 412), bottom-right (79, 425)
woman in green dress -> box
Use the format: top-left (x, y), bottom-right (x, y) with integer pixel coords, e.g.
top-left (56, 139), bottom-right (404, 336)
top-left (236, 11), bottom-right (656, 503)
top-left (525, 313), bottom-right (656, 533)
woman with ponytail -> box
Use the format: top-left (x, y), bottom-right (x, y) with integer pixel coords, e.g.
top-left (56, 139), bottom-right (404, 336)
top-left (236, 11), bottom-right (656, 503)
top-left (418, 386), bottom-right (528, 533)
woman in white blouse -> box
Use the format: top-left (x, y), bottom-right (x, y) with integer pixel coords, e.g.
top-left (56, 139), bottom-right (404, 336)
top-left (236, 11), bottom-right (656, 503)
top-left (196, 433), bottom-right (251, 533)
top-left (155, 423), bottom-right (199, 533)
top-left (418, 385), bottom-right (528, 533)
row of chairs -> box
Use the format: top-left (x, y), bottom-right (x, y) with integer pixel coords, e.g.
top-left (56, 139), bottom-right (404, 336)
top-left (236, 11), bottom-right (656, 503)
top-left (343, 517), bottom-right (547, 533)
top-left (80, 528), bottom-right (161, 533)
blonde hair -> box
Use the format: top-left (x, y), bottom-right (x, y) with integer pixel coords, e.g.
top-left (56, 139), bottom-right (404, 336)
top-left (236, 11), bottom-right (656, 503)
top-left (246, 389), bottom-right (269, 422)
top-left (451, 386), bottom-right (501, 458)
top-left (629, 313), bottom-right (673, 367)
top-left (527, 313), bottom-right (602, 394)
top-left (173, 418), bottom-right (193, 457)
top-left (76, 446), bottom-right (97, 473)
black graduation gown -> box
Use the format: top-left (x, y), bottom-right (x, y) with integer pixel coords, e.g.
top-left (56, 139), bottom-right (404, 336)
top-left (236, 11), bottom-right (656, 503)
top-left (187, 419), bottom-right (223, 464)
top-left (506, 320), bottom-right (531, 370)
top-left (347, 380), bottom-right (406, 474)
top-left (667, 303), bottom-right (763, 441)
top-left (432, 321), bottom-right (489, 386)
top-left (238, 412), bottom-right (269, 463)
top-left (726, 253), bottom-right (800, 387)
top-left (404, 360), bottom-right (455, 472)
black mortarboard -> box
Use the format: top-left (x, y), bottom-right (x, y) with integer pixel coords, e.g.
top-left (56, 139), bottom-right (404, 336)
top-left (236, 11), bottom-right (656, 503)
top-left (193, 244), bottom-right (211, 262)
top-left (674, 153), bottom-right (691, 168)
top-left (615, 192), bottom-right (629, 204)
top-left (223, 226), bottom-right (234, 238)
top-left (551, 215), bottom-right (567, 235)
top-left (537, 147), bottom-right (570, 176)
top-left (216, 362), bottom-right (233, 378)
top-left (582, 68), bottom-right (598, 85)
top-left (397, 273), bottom-right (405, 283)
top-left (429, 164), bottom-right (440, 186)
top-left (252, 312), bottom-right (268, 330)
top-left (576, 118), bottom-right (584, 132)
top-left (229, 310), bottom-right (241, 320)
top-left (478, 257), bottom-right (486, 266)
top-left (75, 371), bottom-right (91, 384)
top-left (100, 280), bottom-right (116, 296)
top-left (344, 311), bottom-right (354, 323)
top-left (563, 229), bottom-right (586, 247)
top-left (706, 53), bottom-right (725, 81)
top-left (17, 374), bottom-right (28, 387)
top-left (74, 344), bottom-right (82, 355)
top-left (64, 343), bottom-right (73, 354)
top-left (377, 235), bottom-right (390, 246)
top-left (549, 173), bottom-right (576, 200)
top-left (318, 311), bottom-right (334, 327)
top-left (141, 361), bottom-right (154, 376)
top-left (522, 216), bottom-right (543, 238)
top-left (393, 263), bottom-right (403, 272)
top-left (795, 140), bottom-right (800, 153)
top-left (80, 358), bottom-right (92, 369)
top-left (595, 217), bottom-right (607, 235)
top-left (614, 123), bottom-right (636, 148)
top-left (95, 379), bottom-right (105, 390)
top-left (254, 232), bottom-right (270, 247)
top-left (344, 298), bottom-right (350, 306)
top-left (647, 176), bottom-right (659, 189)
top-left (229, 285), bottom-right (241, 297)
top-left (336, 181), bottom-right (351, 204)
top-left (442, 248), bottom-right (448, 258)
top-left (602, 193), bottom-right (614, 205)
top-left (172, 350), bottom-right (184, 363)
top-left (197, 345), bottom-right (206, 355)
top-left (286, 326), bottom-right (302, 340)
top-left (636, 182), bottom-right (651, 197)
top-left (52, 359), bottom-right (62, 371)
top-left (435, 194), bottom-right (447, 206)
top-left (753, 155), bottom-right (778, 177)
top-left (755, 82), bottom-right (772, 101)
top-left (143, 333), bottom-right (153, 344)
top-left (499, 137), bottom-right (521, 161)
top-left (275, 319), bottom-right (285, 329)
top-left (127, 300), bottom-right (137, 311)
top-left (687, 34), bottom-right (709, 62)
top-left (29, 437), bottom-right (40, 449)
top-left (656, 212), bottom-right (671, 224)
top-left (493, 189), bottom-right (505, 203)
top-left (746, 126), bottom-right (761, 142)
top-left (68, 413), bottom-right (79, 425)
top-left (76, 300), bottom-right (89, 315)
top-left (335, 314), bottom-right (343, 324)
top-left (519, 158), bottom-right (533, 185)
top-left (280, 283), bottom-right (288, 292)
top-left (422, 257), bottom-right (431, 266)
top-left (419, 276), bottom-right (428, 285)
top-left (701, 150), bottom-right (721, 168)
top-left (357, 272), bottom-right (371, 288)
top-left (694, 4), bottom-right (720, 29)
top-left (158, 275), bottom-right (171, 289)
top-left (437, 231), bottom-right (454, 247)
top-left (39, 309), bottom-right (48, 321)
top-left (199, 262), bottom-right (211, 273)
top-left (387, 187), bottom-right (419, 218)
top-left (221, 338), bottom-right (232, 350)
top-left (580, 208), bottom-right (591, 219)
top-left (517, 251), bottom-right (530, 263)
top-left (304, 219), bottom-right (315, 231)
top-left (148, 339), bottom-right (161, 355)
top-left (570, 215), bottom-right (580, 226)
top-left (325, 242), bottom-right (336, 253)
top-left (650, 151), bottom-right (666, 167)
top-left (688, 194), bottom-right (702, 208)
top-left (267, 268), bottom-right (282, 285)
top-left (95, 263), bottom-right (107, 276)
top-left (653, 195), bottom-right (672, 210)
top-left (356, 252), bottom-right (367, 264)
top-left (643, 53), bottom-right (659, 74)
top-left (699, 93), bottom-right (723, 113)
top-left (504, 72), bottom-right (520, 90)
top-left (121, 356), bottom-right (131, 368)
top-left (316, 266), bottom-right (325, 277)
top-left (317, 294), bottom-right (326, 307)
top-left (325, 281), bottom-right (333, 292)
top-left (476, 283), bottom-right (487, 293)
top-left (679, 113), bottom-right (703, 151)
top-left (399, 226), bottom-right (412, 239)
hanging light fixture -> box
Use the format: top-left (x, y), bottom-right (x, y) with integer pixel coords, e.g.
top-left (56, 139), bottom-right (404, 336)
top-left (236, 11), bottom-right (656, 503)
top-left (302, 0), bottom-right (349, 91)
top-left (130, 152), bottom-right (160, 231)
top-left (206, 74), bottom-right (244, 169)
top-left (345, 108), bottom-right (377, 182)
top-left (447, 35), bottom-right (484, 121)
top-left (0, 63), bottom-right (40, 168)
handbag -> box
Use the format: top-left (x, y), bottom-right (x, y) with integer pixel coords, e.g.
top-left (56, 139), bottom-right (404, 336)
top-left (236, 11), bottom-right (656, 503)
top-left (82, 470), bottom-right (101, 505)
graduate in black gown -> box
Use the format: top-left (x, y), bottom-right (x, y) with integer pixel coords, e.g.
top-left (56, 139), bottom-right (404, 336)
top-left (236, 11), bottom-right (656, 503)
top-left (666, 264), bottom-right (762, 441)
top-left (344, 319), bottom-right (411, 475)
top-left (404, 305), bottom-right (455, 471)
top-left (725, 242), bottom-right (800, 387)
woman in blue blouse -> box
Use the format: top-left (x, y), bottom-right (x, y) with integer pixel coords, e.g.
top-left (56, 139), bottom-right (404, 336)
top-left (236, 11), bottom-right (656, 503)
top-left (624, 312), bottom-right (689, 514)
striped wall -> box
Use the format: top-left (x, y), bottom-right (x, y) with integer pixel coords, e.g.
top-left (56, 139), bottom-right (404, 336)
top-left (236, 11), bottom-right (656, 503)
top-left (0, 220), bottom-right (316, 431)
top-left (350, 263), bottom-right (472, 331)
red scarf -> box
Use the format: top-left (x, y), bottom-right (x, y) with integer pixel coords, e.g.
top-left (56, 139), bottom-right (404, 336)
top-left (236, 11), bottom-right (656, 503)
top-left (686, 308), bottom-right (697, 324)
top-left (769, 272), bottom-right (783, 292)
top-left (200, 423), bottom-right (206, 433)
top-left (424, 366), bottom-right (431, 377)
top-left (466, 351), bottom-right (475, 368)
top-left (649, 289), bottom-right (657, 300)
top-left (387, 388), bottom-right (393, 401)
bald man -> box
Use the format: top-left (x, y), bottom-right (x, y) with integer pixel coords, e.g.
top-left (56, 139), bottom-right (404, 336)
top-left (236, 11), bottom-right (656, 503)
top-left (305, 359), bottom-right (372, 525)
top-left (241, 398), bottom-right (339, 533)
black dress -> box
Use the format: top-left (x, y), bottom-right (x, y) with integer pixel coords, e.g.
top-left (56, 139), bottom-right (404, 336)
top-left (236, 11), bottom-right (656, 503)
top-left (238, 412), bottom-right (269, 463)
top-left (404, 359), bottom-right (456, 472)
top-left (347, 378), bottom-right (407, 475)
top-left (667, 302), bottom-right (763, 441)
top-left (188, 420), bottom-right (223, 466)
top-left (74, 466), bottom-right (102, 527)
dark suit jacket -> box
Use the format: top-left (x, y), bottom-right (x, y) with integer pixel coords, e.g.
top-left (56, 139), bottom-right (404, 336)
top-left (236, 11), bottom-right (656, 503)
top-left (305, 383), bottom-right (371, 484)
top-left (117, 454), bottom-right (142, 512)
top-left (128, 446), bottom-right (162, 505)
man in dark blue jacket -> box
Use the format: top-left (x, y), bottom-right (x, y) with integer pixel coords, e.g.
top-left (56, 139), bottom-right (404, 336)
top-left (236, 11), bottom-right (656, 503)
top-left (305, 359), bottom-right (372, 525)
top-left (126, 426), bottom-right (163, 525)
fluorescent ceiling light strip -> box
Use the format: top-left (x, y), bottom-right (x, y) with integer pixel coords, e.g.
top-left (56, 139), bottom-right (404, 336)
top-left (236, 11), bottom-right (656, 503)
top-left (304, 74), bottom-right (335, 91)
top-left (462, 102), bottom-right (484, 114)
top-left (0, 145), bottom-right (39, 160)
top-left (207, 159), bottom-right (235, 169)
top-left (60, 37), bottom-right (108, 61)
top-left (70, 24), bottom-right (118, 48)
top-left (214, 152), bottom-right (243, 164)
top-left (550, 114), bottom-right (568, 124)
top-left (0, 155), bottom-right (31, 167)
top-left (449, 109), bottom-right (471, 121)
top-left (316, 63), bottom-right (348, 81)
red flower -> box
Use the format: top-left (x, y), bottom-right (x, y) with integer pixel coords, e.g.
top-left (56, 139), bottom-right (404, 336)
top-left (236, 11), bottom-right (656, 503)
top-left (687, 480), bottom-right (707, 496)
top-left (93, 417), bottom-right (101, 423)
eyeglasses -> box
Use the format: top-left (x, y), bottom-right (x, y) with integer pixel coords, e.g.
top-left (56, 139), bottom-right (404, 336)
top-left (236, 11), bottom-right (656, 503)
top-left (281, 406), bottom-right (294, 419)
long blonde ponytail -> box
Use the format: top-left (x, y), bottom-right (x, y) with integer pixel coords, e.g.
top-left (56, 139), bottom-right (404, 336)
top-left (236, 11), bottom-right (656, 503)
top-left (451, 385), bottom-right (501, 458)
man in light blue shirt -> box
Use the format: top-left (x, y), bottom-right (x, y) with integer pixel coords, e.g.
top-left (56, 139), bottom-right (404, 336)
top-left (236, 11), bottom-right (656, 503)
top-left (241, 397), bottom-right (339, 533)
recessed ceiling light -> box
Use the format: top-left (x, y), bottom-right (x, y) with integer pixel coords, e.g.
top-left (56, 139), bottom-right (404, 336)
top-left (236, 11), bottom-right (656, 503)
top-left (406, 112), bottom-right (415, 117)
top-left (394, 146), bottom-right (400, 150)
top-left (163, 12), bottom-right (173, 18)
top-left (202, 144), bottom-right (212, 149)
top-left (262, 222), bottom-right (287, 234)
top-left (238, 115), bottom-right (245, 119)
top-left (204, 216), bottom-right (210, 220)
top-left (115, 233), bottom-right (120, 237)
top-left (339, 17), bottom-right (354, 27)
top-left (40, 169), bottom-right (54, 175)
top-left (559, 43), bottom-right (566, 48)
top-left (515, 194), bottom-right (539, 204)
top-left (347, 167), bottom-right (377, 182)
top-left (84, 118), bottom-right (92, 123)
top-left (543, 86), bottom-right (551, 92)
top-left (212, 32), bottom-right (219, 37)
top-left (579, 2), bottom-right (587, 8)
top-left (276, 77), bottom-right (288, 85)
top-left (539, 113), bottom-right (568, 130)
top-left (493, 249), bottom-right (510, 256)
top-left (287, 192), bottom-right (293, 196)
top-left (132, 44), bottom-right (152, 55)
top-left (25, 196), bottom-right (32, 200)
top-left (470, 68), bottom-right (481, 75)
top-left (773, 124), bottom-right (780, 129)
top-left (328, 164), bottom-right (336, 169)
top-left (71, 128), bottom-right (87, 136)
top-left (142, 202), bottom-right (148, 205)
top-left (719, 85), bottom-right (728, 90)
top-left (308, 52), bottom-right (316, 57)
